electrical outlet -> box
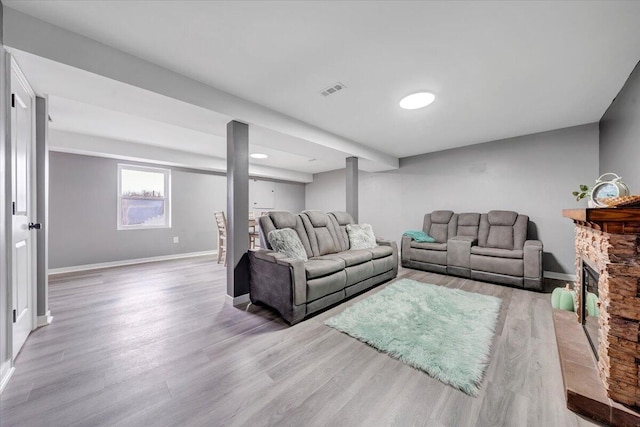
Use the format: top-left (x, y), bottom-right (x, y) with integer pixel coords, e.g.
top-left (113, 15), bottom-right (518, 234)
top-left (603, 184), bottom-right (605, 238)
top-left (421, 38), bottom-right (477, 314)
top-left (173, 236), bottom-right (179, 244)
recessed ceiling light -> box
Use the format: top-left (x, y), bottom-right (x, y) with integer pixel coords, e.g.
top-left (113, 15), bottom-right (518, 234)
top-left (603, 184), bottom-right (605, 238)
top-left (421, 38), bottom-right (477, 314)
top-left (250, 153), bottom-right (268, 159)
top-left (399, 92), bottom-right (436, 110)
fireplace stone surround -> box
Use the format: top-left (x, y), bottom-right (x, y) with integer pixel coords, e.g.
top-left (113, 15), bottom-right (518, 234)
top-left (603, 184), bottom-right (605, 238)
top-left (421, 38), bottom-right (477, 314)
top-left (560, 208), bottom-right (640, 426)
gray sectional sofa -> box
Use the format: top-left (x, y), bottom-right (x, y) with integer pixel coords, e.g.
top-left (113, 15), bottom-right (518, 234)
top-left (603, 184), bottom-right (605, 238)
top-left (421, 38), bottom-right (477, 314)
top-left (401, 210), bottom-right (543, 290)
top-left (249, 210), bottom-right (398, 324)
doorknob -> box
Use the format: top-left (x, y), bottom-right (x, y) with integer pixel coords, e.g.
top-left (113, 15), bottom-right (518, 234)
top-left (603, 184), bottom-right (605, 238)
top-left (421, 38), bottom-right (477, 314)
top-left (28, 222), bottom-right (41, 230)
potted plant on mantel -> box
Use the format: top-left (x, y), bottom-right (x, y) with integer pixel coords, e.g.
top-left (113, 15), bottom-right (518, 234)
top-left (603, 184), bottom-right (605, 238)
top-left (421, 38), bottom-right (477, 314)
top-left (572, 184), bottom-right (597, 208)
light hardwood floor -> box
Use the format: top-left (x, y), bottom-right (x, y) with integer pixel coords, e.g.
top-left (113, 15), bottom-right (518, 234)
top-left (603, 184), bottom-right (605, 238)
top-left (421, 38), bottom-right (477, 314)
top-left (0, 256), bottom-right (600, 427)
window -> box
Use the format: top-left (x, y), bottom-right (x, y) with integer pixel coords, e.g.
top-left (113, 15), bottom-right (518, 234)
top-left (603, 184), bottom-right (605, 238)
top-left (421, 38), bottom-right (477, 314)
top-left (118, 164), bottom-right (171, 230)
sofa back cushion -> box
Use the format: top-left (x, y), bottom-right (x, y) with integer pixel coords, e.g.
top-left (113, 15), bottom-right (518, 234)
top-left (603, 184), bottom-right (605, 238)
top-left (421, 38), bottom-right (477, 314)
top-left (328, 211), bottom-right (353, 251)
top-left (258, 211), bottom-right (313, 258)
top-left (456, 213), bottom-right (481, 237)
top-left (301, 210), bottom-right (343, 256)
top-left (422, 210), bottom-right (458, 243)
top-left (478, 210), bottom-right (528, 250)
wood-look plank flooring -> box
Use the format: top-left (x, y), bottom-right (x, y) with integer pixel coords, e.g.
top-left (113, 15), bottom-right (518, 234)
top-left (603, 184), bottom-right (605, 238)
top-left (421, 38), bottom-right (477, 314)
top-left (0, 256), bottom-right (600, 426)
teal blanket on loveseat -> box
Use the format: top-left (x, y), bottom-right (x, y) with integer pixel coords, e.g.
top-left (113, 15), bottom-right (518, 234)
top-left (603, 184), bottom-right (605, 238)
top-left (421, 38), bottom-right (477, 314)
top-left (403, 230), bottom-right (435, 243)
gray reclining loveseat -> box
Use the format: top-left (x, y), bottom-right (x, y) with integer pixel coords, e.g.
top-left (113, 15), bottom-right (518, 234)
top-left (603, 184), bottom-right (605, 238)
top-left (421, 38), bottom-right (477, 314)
top-left (401, 210), bottom-right (543, 290)
top-left (249, 210), bottom-right (398, 324)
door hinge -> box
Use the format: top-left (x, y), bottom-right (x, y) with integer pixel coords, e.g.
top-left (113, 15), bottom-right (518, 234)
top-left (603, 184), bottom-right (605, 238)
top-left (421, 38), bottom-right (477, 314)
top-left (11, 93), bottom-right (15, 108)
top-left (12, 201), bottom-right (16, 215)
top-left (13, 309), bottom-right (17, 323)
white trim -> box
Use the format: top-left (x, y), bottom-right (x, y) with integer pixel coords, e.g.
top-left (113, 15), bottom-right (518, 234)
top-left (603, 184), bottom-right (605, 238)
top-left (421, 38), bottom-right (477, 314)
top-left (0, 361), bottom-right (15, 395)
top-left (48, 250), bottom-right (217, 275)
top-left (226, 293), bottom-right (250, 306)
top-left (37, 310), bottom-right (53, 327)
top-left (10, 56), bottom-right (35, 98)
top-left (544, 271), bottom-right (576, 282)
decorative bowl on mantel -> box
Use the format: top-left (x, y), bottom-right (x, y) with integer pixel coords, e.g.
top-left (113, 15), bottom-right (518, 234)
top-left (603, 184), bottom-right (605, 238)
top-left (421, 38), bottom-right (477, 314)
top-left (598, 195), bottom-right (640, 208)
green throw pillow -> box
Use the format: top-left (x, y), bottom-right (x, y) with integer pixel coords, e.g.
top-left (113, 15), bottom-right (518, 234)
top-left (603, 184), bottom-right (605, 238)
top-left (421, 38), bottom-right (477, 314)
top-left (403, 230), bottom-right (436, 243)
top-left (267, 229), bottom-right (308, 261)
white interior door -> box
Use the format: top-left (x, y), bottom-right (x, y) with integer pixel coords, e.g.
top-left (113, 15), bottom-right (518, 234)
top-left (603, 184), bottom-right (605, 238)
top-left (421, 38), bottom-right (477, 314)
top-left (11, 57), bottom-right (36, 359)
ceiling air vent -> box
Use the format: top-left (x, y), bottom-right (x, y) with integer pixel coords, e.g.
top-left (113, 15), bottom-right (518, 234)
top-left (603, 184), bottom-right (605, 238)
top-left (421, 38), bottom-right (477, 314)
top-left (320, 82), bottom-right (346, 97)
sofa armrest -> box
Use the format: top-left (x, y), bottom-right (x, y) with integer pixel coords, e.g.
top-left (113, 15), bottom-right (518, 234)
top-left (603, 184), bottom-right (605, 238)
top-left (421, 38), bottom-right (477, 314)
top-left (447, 236), bottom-right (476, 269)
top-left (252, 249), bottom-right (288, 263)
top-left (249, 249), bottom-right (307, 311)
top-left (400, 235), bottom-right (413, 264)
top-left (376, 238), bottom-right (393, 247)
top-left (524, 240), bottom-right (543, 290)
top-left (450, 235), bottom-right (478, 244)
top-left (377, 239), bottom-right (399, 276)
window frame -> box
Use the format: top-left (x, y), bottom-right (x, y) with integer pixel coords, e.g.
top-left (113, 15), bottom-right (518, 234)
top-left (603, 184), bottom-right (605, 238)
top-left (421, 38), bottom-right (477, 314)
top-left (117, 163), bottom-right (172, 230)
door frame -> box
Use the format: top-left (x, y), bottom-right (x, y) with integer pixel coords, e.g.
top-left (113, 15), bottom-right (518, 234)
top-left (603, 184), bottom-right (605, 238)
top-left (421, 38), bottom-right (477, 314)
top-left (9, 55), bottom-right (38, 358)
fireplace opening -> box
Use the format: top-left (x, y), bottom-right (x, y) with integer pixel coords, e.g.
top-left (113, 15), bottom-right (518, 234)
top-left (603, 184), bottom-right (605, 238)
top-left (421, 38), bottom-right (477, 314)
top-left (582, 260), bottom-right (600, 359)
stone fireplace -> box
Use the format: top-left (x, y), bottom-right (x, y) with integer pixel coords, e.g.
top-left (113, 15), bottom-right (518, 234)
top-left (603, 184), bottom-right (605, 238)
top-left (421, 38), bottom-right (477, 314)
top-left (559, 208), bottom-right (640, 426)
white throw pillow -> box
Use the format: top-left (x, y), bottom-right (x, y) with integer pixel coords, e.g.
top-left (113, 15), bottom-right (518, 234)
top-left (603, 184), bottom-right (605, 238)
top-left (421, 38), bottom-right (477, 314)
top-left (267, 229), bottom-right (308, 261)
top-left (346, 223), bottom-right (377, 250)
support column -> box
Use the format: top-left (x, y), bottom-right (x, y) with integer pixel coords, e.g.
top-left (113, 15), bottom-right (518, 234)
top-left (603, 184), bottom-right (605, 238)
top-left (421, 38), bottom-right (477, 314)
top-left (35, 97), bottom-right (51, 326)
top-left (226, 121), bottom-right (250, 302)
top-left (346, 156), bottom-right (359, 222)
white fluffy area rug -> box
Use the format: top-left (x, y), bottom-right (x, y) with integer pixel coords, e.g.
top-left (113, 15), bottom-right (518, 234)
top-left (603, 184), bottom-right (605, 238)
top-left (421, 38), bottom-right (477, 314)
top-left (325, 278), bottom-right (502, 396)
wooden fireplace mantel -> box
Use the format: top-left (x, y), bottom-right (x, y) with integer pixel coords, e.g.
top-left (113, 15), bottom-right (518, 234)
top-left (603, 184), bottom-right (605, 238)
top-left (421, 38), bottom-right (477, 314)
top-left (562, 208), bottom-right (640, 234)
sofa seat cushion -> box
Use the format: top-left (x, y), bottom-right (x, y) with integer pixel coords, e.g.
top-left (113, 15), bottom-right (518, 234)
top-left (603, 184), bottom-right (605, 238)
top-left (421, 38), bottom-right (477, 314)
top-left (471, 255), bottom-right (523, 277)
top-left (305, 258), bottom-right (345, 279)
top-left (307, 271), bottom-right (346, 302)
top-left (471, 247), bottom-right (524, 259)
top-left (410, 248), bottom-right (447, 266)
top-left (410, 241), bottom-right (447, 251)
top-left (345, 262), bottom-right (374, 286)
top-left (373, 256), bottom-right (395, 275)
top-left (326, 250), bottom-right (372, 267)
top-left (369, 245), bottom-right (393, 259)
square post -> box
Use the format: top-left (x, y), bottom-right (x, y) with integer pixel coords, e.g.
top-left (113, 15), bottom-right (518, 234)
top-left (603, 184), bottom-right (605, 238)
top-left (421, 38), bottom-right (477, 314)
top-left (346, 156), bottom-right (359, 222)
top-left (226, 121), bottom-right (250, 300)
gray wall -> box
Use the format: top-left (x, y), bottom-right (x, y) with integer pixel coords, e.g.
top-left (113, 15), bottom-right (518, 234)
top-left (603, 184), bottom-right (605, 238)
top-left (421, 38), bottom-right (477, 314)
top-left (600, 60), bottom-right (640, 191)
top-left (49, 152), bottom-right (305, 269)
top-left (305, 168), bottom-right (347, 213)
top-left (267, 180), bottom-right (305, 213)
top-left (306, 124), bottom-right (600, 275)
top-left (35, 97), bottom-right (48, 317)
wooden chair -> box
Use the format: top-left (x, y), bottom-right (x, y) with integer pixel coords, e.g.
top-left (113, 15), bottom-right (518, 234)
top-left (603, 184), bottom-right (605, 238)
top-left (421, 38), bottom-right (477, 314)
top-left (214, 211), bottom-right (227, 266)
top-left (249, 211), bottom-right (260, 249)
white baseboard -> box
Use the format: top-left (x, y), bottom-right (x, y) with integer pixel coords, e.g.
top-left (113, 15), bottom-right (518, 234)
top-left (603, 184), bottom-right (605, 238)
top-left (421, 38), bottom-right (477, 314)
top-left (226, 293), bottom-right (250, 306)
top-left (544, 271), bottom-right (576, 282)
top-left (37, 311), bottom-right (54, 327)
top-left (0, 361), bottom-right (15, 395)
top-left (48, 250), bottom-right (217, 275)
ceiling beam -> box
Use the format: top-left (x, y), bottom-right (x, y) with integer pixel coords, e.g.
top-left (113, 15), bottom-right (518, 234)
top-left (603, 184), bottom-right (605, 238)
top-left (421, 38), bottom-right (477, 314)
top-left (3, 8), bottom-right (399, 172)
top-left (49, 130), bottom-right (313, 183)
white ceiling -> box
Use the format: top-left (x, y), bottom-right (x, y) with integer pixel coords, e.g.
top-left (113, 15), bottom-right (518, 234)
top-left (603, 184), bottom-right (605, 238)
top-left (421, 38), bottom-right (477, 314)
top-left (6, 1), bottom-right (640, 161)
